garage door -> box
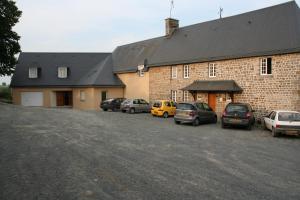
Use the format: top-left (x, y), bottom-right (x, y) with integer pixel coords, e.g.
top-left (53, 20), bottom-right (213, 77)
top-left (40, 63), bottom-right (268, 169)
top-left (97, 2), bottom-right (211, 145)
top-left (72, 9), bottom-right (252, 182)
top-left (21, 92), bottom-right (43, 107)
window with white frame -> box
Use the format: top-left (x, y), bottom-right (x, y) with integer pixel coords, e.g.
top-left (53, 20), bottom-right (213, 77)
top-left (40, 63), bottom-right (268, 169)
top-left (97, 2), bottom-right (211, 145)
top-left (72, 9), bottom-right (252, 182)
top-left (183, 91), bottom-right (189, 102)
top-left (171, 90), bottom-right (177, 102)
top-left (209, 63), bottom-right (216, 77)
top-left (80, 90), bottom-right (85, 101)
top-left (260, 58), bottom-right (272, 75)
top-left (183, 65), bottom-right (189, 78)
top-left (171, 66), bottom-right (177, 79)
top-left (28, 67), bottom-right (38, 78)
top-left (58, 67), bottom-right (68, 78)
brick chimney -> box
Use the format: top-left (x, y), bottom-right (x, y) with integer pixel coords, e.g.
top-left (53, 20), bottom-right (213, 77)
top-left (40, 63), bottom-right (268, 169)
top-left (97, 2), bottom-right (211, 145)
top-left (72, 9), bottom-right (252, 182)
top-left (165, 18), bottom-right (179, 36)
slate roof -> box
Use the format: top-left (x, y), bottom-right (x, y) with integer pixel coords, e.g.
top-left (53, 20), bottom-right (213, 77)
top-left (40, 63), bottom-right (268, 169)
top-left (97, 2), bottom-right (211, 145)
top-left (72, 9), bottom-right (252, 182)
top-left (11, 1), bottom-right (300, 87)
top-left (113, 1), bottom-right (300, 73)
top-left (182, 80), bottom-right (243, 92)
top-left (10, 53), bottom-right (124, 87)
top-left (112, 37), bottom-right (163, 73)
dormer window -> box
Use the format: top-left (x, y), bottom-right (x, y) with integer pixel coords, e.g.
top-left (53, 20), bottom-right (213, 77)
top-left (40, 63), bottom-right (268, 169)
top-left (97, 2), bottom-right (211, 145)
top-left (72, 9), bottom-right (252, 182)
top-left (58, 67), bottom-right (68, 78)
top-left (29, 67), bottom-right (38, 78)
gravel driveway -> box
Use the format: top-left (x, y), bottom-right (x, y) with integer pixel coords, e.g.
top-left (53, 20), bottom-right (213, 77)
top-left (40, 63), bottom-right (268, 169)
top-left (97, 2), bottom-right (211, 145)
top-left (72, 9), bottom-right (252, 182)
top-left (0, 103), bottom-right (299, 200)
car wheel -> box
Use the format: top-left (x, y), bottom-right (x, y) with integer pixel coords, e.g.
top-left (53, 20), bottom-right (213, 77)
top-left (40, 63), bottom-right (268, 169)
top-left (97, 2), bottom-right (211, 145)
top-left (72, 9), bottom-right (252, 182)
top-left (121, 110), bottom-right (126, 113)
top-left (103, 108), bottom-right (108, 111)
top-left (174, 120), bottom-right (180, 125)
top-left (247, 123), bottom-right (252, 130)
top-left (129, 108), bottom-right (135, 114)
top-left (263, 120), bottom-right (268, 130)
top-left (163, 112), bottom-right (169, 118)
top-left (272, 127), bottom-right (279, 137)
top-left (193, 118), bottom-right (200, 126)
top-left (221, 121), bottom-right (227, 129)
top-left (212, 116), bottom-right (217, 124)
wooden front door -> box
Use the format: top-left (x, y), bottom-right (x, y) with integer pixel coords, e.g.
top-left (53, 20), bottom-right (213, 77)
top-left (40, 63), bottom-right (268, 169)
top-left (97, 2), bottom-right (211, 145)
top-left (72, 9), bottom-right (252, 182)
top-left (56, 92), bottom-right (65, 106)
top-left (208, 93), bottom-right (216, 111)
top-left (56, 91), bottom-right (73, 106)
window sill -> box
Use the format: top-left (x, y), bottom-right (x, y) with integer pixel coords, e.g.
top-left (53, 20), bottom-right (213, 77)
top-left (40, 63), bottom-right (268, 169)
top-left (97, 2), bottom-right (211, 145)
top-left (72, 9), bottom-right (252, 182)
top-left (260, 74), bottom-right (273, 78)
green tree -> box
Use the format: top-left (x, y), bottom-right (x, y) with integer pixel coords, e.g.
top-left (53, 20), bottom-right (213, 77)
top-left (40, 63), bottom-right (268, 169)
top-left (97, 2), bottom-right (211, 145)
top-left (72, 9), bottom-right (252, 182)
top-left (0, 0), bottom-right (22, 76)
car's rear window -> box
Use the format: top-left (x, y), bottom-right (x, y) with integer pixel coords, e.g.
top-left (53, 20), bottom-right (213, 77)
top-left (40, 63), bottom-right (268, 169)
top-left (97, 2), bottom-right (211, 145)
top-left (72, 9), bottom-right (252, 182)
top-left (226, 105), bottom-right (248, 112)
top-left (177, 103), bottom-right (195, 110)
top-left (153, 102), bottom-right (162, 108)
top-left (278, 112), bottom-right (300, 121)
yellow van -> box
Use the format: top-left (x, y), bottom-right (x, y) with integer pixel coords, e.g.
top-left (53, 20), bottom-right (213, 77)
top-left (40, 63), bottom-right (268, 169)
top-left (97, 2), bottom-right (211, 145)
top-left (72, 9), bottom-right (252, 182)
top-left (151, 100), bottom-right (176, 118)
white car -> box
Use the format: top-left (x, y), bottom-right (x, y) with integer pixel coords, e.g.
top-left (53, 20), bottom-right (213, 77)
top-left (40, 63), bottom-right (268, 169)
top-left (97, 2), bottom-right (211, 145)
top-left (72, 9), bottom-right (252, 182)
top-left (263, 110), bottom-right (300, 137)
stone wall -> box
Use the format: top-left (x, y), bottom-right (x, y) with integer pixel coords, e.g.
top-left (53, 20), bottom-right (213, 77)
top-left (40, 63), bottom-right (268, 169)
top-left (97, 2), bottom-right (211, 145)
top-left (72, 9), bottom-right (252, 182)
top-left (149, 53), bottom-right (300, 117)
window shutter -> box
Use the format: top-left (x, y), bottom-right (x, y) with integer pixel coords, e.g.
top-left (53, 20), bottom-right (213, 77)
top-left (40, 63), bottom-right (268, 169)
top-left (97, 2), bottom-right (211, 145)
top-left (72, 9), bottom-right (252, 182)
top-left (37, 68), bottom-right (42, 78)
top-left (67, 67), bottom-right (70, 77)
top-left (267, 58), bottom-right (272, 74)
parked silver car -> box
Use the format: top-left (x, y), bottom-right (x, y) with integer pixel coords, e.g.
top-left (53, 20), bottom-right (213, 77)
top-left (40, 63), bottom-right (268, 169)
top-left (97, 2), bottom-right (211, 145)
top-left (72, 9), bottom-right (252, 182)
top-left (174, 102), bottom-right (217, 126)
top-left (121, 99), bottom-right (151, 114)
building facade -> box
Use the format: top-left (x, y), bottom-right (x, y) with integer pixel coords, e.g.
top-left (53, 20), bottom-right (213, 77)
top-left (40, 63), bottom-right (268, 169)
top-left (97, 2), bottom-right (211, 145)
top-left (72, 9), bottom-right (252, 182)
top-left (149, 53), bottom-right (300, 116)
top-left (11, 2), bottom-right (300, 116)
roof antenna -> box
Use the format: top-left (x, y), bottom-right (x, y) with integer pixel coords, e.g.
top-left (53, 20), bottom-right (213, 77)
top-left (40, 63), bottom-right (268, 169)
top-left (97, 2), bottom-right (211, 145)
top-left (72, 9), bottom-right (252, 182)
top-left (219, 7), bottom-right (223, 19)
top-left (169, 0), bottom-right (175, 18)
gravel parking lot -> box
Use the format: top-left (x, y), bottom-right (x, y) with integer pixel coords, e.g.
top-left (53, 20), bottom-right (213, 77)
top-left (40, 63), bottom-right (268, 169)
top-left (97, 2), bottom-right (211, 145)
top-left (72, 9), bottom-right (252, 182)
top-left (0, 103), bottom-right (299, 200)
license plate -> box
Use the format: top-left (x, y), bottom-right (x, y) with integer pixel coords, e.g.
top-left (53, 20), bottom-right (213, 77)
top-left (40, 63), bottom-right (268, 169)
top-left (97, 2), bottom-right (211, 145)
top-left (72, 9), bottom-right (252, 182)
top-left (230, 119), bottom-right (242, 123)
top-left (286, 130), bottom-right (298, 135)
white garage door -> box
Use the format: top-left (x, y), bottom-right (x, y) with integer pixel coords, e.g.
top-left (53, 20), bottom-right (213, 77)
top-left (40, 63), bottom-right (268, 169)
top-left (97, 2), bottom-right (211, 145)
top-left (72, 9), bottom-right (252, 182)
top-left (21, 92), bottom-right (43, 107)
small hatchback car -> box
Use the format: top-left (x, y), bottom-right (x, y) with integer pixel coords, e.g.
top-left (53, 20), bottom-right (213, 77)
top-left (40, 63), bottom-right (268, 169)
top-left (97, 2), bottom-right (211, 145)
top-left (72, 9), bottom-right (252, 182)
top-left (120, 99), bottom-right (151, 114)
top-left (263, 110), bottom-right (300, 137)
top-left (151, 100), bottom-right (176, 118)
top-left (174, 102), bottom-right (217, 126)
top-left (100, 98), bottom-right (126, 111)
top-left (221, 103), bottom-right (255, 130)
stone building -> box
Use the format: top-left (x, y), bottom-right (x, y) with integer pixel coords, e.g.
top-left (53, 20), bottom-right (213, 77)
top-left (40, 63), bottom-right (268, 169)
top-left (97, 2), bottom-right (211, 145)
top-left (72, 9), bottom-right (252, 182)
top-left (113, 1), bottom-right (300, 117)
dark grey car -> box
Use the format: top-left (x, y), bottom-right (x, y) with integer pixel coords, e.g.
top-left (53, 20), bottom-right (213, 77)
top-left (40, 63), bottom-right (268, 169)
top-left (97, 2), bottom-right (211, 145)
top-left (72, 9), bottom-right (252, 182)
top-left (221, 103), bottom-right (255, 130)
top-left (120, 99), bottom-right (151, 114)
top-left (174, 102), bottom-right (217, 126)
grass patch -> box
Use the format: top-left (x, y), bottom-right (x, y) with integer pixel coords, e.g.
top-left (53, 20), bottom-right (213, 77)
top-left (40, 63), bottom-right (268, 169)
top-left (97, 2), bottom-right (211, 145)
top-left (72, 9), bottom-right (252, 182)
top-left (0, 86), bottom-right (12, 103)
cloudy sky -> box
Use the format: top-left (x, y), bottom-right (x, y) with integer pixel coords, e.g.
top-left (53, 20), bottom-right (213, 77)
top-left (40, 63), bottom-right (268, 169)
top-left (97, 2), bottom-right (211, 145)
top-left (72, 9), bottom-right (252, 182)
top-left (1, 0), bottom-right (299, 84)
